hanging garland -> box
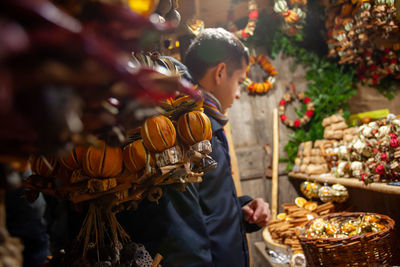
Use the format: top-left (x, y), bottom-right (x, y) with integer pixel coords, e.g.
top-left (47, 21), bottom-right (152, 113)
top-left (227, 0), bottom-right (259, 40)
top-left (279, 84), bottom-right (314, 128)
top-left (325, 0), bottom-right (400, 87)
top-left (242, 54), bottom-right (278, 94)
top-left (273, 0), bottom-right (307, 35)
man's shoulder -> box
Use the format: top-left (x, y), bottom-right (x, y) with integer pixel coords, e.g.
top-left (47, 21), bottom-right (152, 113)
top-left (205, 113), bottom-right (224, 133)
top-left (161, 56), bottom-right (195, 84)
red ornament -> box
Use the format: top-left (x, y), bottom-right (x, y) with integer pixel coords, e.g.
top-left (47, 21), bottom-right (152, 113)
top-left (304, 97), bottom-right (311, 104)
top-left (359, 65), bottom-right (367, 71)
top-left (381, 153), bottom-right (388, 162)
top-left (241, 29), bottom-right (250, 38)
top-left (372, 74), bottom-right (379, 80)
top-left (387, 68), bottom-right (391, 75)
top-left (294, 120), bottom-right (301, 127)
top-left (249, 10), bottom-right (258, 19)
top-left (280, 114), bottom-right (287, 122)
top-left (384, 48), bottom-right (390, 54)
top-left (248, 82), bottom-right (255, 92)
top-left (305, 110), bottom-right (314, 118)
top-left (279, 99), bottom-right (286, 106)
top-left (389, 133), bottom-right (397, 138)
top-left (372, 148), bottom-right (381, 154)
top-left (370, 64), bottom-right (377, 71)
top-left (380, 57), bottom-right (387, 62)
top-left (372, 79), bottom-right (377, 86)
top-left (358, 74), bottom-right (366, 80)
top-left (361, 173), bottom-right (366, 182)
top-left (390, 138), bottom-right (399, 148)
top-left (375, 164), bottom-right (386, 175)
top-left (390, 59), bottom-right (397, 64)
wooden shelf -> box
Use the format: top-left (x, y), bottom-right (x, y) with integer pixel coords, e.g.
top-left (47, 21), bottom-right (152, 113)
top-left (289, 172), bottom-right (400, 195)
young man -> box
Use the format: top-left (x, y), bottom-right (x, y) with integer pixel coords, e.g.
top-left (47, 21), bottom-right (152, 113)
top-left (118, 28), bottom-right (271, 267)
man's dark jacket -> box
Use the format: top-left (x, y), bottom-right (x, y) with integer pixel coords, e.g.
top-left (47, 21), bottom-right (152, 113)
top-left (118, 114), bottom-right (259, 267)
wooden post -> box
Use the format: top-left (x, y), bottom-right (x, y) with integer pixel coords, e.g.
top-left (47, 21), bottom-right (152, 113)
top-left (194, 0), bottom-right (201, 18)
top-left (223, 122), bottom-right (243, 196)
top-left (271, 108), bottom-right (279, 220)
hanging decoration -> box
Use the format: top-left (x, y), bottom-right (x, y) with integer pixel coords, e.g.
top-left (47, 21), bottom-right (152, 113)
top-left (242, 54), bottom-right (278, 94)
top-left (187, 19), bottom-right (205, 36)
top-left (227, 0), bottom-right (259, 40)
top-left (300, 181), bottom-right (321, 199)
top-left (331, 183), bottom-right (349, 203)
top-left (128, 0), bottom-right (160, 17)
top-left (23, 95), bottom-right (217, 265)
top-left (318, 184), bottom-right (334, 203)
top-left (278, 84), bottom-right (314, 128)
top-left (325, 0), bottom-right (400, 86)
top-left (273, 0), bottom-right (307, 35)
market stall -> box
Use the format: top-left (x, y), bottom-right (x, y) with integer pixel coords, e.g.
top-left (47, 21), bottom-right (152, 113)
top-left (1, 0), bottom-right (400, 266)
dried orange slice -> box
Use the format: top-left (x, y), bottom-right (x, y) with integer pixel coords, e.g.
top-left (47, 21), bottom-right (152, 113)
top-left (295, 197), bottom-right (307, 208)
top-left (277, 213), bottom-right (287, 220)
top-left (304, 201), bottom-right (318, 211)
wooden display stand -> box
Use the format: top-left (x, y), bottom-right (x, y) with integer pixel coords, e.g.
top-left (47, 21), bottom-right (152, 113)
top-left (289, 172), bottom-right (400, 195)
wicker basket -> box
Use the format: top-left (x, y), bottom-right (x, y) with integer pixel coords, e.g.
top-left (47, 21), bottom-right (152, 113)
top-left (298, 212), bottom-right (396, 267)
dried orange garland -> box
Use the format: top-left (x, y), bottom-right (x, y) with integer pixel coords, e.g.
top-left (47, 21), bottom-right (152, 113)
top-left (242, 54), bottom-right (278, 94)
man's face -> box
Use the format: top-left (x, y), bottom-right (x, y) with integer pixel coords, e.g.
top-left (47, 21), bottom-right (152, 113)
top-left (214, 60), bottom-right (247, 113)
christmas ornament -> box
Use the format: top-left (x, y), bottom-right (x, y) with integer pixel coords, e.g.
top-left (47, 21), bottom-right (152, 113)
top-left (60, 147), bottom-right (86, 171)
top-left (331, 183), bottom-right (349, 203)
top-left (305, 214), bottom-right (386, 238)
top-left (177, 111), bottom-right (212, 145)
top-left (82, 140), bottom-right (123, 178)
top-left (325, 0), bottom-right (400, 86)
top-left (186, 19), bottom-right (205, 36)
top-left (278, 84), bottom-right (314, 128)
top-left (30, 155), bottom-right (58, 178)
top-left (123, 140), bottom-right (153, 173)
top-left (128, 0), bottom-right (160, 17)
top-left (242, 54), bottom-right (278, 94)
top-left (227, 0), bottom-right (258, 40)
top-left (300, 181), bottom-right (321, 199)
top-left (141, 115), bottom-right (177, 152)
top-left (273, 0), bottom-right (307, 35)
top-left (318, 184), bottom-right (333, 203)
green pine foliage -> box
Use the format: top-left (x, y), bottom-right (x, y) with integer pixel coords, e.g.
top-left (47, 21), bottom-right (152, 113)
top-left (272, 33), bottom-right (356, 170)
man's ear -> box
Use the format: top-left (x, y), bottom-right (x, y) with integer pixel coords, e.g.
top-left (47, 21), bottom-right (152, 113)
top-left (214, 62), bottom-right (226, 85)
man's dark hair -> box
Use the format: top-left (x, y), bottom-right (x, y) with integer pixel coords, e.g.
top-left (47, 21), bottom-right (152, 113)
top-left (183, 28), bottom-right (249, 82)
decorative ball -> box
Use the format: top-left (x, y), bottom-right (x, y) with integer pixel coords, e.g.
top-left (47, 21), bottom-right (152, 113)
top-left (82, 140), bottom-right (123, 178)
top-left (177, 111), bottom-right (212, 145)
top-left (310, 182), bottom-right (321, 198)
top-left (123, 140), bottom-right (153, 173)
top-left (318, 185), bottom-right (333, 202)
top-left (128, 0), bottom-right (159, 17)
top-left (300, 181), bottom-right (311, 198)
top-left (300, 181), bottom-right (321, 199)
top-left (60, 146), bottom-right (86, 170)
top-left (30, 155), bottom-right (57, 178)
top-left (331, 183), bottom-right (349, 203)
top-left (141, 115), bottom-right (176, 152)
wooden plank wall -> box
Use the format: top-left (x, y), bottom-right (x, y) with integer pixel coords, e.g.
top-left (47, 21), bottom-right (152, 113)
top-left (228, 50), bottom-right (307, 267)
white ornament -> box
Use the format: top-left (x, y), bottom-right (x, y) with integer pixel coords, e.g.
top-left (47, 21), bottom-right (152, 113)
top-left (377, 125), bottom-right (390, 138)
